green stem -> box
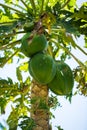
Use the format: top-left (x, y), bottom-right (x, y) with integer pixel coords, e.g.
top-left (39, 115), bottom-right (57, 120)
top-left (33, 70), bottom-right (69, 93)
top-left (0, 39), bottom-right (21, 50)
top-left (0, 50), bottom-right (19, 68)
top-left (0, 31), bottom-right (25, 39)
top-left (0, 21), bottom-right (16, 25)
top-left (47, 45), bottom-right (53, 57)
top-left (0, 3), bottom-right (26, 17)
top-left (74, 43), bottom-right (87, 55)
top-left (60, 44), bottom-right (86, 69)
top-left (40, 0), bottom-right (44, 14)
top-left (51, 39), bottom-right (86, 69)
top-left (61, 0), bottom-right (71, 8)
top-left (30, 0), bottom-right (36, 15)
top-left (20, 0), bottom-right (30, 11)
top-left (11, 2), bottom-right (27, 12)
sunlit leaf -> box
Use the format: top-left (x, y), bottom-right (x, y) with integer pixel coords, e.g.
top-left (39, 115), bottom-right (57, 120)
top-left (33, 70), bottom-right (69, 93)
top-left (19, 62), bottom-right (28, 72)
top-left (48, 0), bottom-right (58, 7)
top-left (68, 0), bottom-right (76, 7)
top-left (7, 58), bottom-right (13, 64)
top-left (0, 15), bottom-right (12, 23)
top-left (12, 13), bottom-right (19, 18)
top-left (85, 72), bottom-right (87, 82)
top-left (4, 0), bottom-right (12, 4)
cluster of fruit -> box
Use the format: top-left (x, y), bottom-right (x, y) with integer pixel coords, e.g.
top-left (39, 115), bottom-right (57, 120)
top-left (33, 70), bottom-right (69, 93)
top-left (21, 33), bottom-right (74, 96)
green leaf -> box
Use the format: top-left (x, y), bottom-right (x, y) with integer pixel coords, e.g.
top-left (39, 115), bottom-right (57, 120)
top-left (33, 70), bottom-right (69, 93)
top-left (66, 35), bottom-right (76, 48)
top-left (68, 0), bottom-right (76, 7)
top-left (7, 107), bottom-right (19, 130)
top-left (7, 77), bottom-right (13, 84)
top-left (18, 116), bottom-right (36, 130)
top-left (0, 22), bottom-right (16, 35)
top-left (16, 67), bottom-right (23, 82)
top-left (48, 0), bottom-right (58, 7)
top-left (56, 125), bottom-right (64, 130)
top-left (19, 62), bottom-right (28, 72)
top-left (0, 77), bottom-right (20, 97)
top-left (4, 0), bottom-right (12, 4)
top-left (30, 0), bottom-right (36, 14)
top-left (84, 36), bottom-right (87, 48)
top-left (0, 97), bottom-right (7, 114)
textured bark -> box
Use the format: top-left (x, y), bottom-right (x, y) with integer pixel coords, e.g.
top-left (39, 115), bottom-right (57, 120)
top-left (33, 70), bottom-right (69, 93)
top-left (30, 80), bottom-right (51, 130)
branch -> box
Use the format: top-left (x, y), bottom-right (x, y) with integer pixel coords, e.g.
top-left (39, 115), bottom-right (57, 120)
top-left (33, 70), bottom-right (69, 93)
top-left (59, 44), bottom-right (86, 69)
top-left (40, 0), bottom-right (44, 14)
top-left (51, 39), bottom-right (86, 69)
top-left (0, 31), bottom-right (25, 39)
top-left (0, 3), bottom-right (26, 17)
top-left (0, 50), bottom-right (19, 68)
top-left (30, 0), bottom-right (36, 15)
top-left (61, 0), bottom-right (71, 8)
top-left (20, 0), bottom-right (30, 11)
top-left (74, 43), bottom-right (87, 55)
top-left (0, 21), bottom-right (16, 25)
top-left (11, 2), bottom-right (26, 12)
top-left (0, 39), bottom-right (21, 50)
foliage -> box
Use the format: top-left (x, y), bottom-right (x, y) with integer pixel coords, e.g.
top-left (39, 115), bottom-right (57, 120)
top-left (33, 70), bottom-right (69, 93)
top-left (56, 125), bottom-right (64, 130)
top-left (18, 116), bottom-right (36, 130)
top-left (0, 0), bottom-right (87, 129)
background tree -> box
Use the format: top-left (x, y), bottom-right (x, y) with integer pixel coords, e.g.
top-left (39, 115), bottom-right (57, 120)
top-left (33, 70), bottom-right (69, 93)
top-left (0, 0), bottom-right (87, 130)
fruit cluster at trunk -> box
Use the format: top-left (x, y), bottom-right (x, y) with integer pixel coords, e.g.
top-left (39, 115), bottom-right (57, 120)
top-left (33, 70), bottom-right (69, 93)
top-left (21, 33), bottom-right (74, 95)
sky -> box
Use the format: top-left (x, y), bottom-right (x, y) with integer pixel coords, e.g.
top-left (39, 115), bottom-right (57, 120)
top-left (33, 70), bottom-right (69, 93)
top-left (0, 0), bottom-right (87, 130)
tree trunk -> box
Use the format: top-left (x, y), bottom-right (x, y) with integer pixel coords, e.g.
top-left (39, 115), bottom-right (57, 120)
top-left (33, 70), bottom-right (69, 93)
top-left (30, 80), bottom-right (51, 130)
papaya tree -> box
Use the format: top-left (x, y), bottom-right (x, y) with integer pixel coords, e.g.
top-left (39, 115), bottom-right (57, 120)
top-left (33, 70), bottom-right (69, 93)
top-left (0, 0), bottom-right (87, 130)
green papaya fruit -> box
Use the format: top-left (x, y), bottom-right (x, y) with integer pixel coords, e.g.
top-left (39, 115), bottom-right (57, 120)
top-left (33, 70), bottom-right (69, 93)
top-left (48, 61), bottom-right (74, 95)
top-left (29, 52), bottom-right (56, 85)
top-left (21, 33), bottom-right (47, 57)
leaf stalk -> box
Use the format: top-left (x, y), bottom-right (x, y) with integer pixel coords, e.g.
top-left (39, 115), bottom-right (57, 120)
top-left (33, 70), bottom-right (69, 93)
top-left (0, 3), bottom-right (26, 17)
